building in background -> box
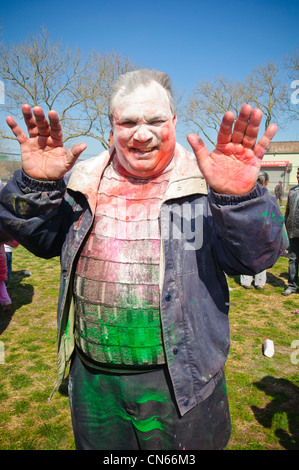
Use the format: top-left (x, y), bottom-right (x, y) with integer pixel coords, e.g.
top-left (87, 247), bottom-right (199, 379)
top-left (261, 142), bottom-right (299, 197)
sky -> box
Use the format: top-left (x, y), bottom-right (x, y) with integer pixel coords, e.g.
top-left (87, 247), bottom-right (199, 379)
top-left (0, 0), bottom-right (298, 156)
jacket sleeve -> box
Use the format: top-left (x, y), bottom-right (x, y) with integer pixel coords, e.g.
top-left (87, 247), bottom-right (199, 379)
top-left (0, 169), bottom-right (77, 259)
top-left (5, 240), bottom-right (19, 248)
top-left (208, 183), bottom-right (289, 276)
top-left (284, 191), bottom-right (290, 225)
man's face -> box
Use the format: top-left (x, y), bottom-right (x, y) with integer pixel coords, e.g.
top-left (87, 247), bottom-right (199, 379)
top-left (111, 82), bottom-right (177, 178)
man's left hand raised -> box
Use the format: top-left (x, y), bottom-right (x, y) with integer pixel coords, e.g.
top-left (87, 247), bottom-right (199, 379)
top-left (187, 104), bottom-right (277, 195)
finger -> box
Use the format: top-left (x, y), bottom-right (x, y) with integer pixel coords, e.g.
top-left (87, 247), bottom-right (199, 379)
top-left (187, 133), bottom-right (209, 167)
top-left (6, 115), bottom-right (28, 144)
top-left (242, 108), bottom-right (263, 149)
top-left (254, 123), bottom-right (277, 160)
top-left (22, 104), bottom-right (39, 138)
top-left (217, 111), bottom-right (235, 145)
top-left (48, 110), bottom-right (63, 141)
top-left (232, 104), bottom-right (253, 143)
top-left (33, 106), bottom-right (51, 137)
top-left (67, 142), bottom-right (87, 166)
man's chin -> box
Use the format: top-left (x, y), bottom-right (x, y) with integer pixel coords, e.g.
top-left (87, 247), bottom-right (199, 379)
top-left (125, 154), bottom-right (161, 175)
top-left (115, 149), bottom-right (174, 178)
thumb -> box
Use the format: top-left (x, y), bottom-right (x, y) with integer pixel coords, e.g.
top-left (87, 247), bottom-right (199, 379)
top-left (187, 134), bottom-right (209, 168)
top-left (67, 142), bottom-right (87, 166)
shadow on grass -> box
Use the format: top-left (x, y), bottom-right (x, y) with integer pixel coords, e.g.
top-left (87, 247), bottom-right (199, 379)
top-left (266, 272), bottom-right (287, 289)
top-left (252, 376), bottom-right (299, 450)
top-left (0, 270), bottom-right (34, 334)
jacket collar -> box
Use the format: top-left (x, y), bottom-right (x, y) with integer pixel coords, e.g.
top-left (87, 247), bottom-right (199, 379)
top-left (67, 143), bottom-right (207, 212)
top-left (163, 143), bottom-right (207, 202)
top-left (67, 146), bottom-right (114, 213)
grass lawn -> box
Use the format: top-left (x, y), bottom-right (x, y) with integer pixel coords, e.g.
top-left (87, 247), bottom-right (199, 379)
top-left (225, 255), bottom-right (299, 450)
top-left (0, 243), bottom-right (298, 450)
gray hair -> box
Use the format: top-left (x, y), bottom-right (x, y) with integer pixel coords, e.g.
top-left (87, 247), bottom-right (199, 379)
top-left (257, 171), bottom-right (269, 185)
top-left (108, 69), bottom-right (176, 123)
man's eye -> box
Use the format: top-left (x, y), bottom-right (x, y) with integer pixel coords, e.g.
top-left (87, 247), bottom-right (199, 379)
top-left (149, 120), bottom-right (165, 125)
top-left (121, 121), bottom-right (136, 127)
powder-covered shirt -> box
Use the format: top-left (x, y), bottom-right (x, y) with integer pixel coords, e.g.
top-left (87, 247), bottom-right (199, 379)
top-left (73, 158), bottom-right (174, 369)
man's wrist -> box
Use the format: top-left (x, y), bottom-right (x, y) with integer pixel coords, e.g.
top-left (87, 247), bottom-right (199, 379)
top-left (209, 185), bottom-right (258, 205)
top-left (21, 169), bottom-right (65, 191)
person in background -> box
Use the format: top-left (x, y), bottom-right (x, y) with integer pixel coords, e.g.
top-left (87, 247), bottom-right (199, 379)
top-left (0, 243), bottom-right (11, 310)
top-left (4, 240), bottom-right (19, 285)
top-left (240, 171), bottom-right (270, 291)
top-left (275, 180), bottom-right (283, 206)
top-left (282, 168), bottom-right (299, 296)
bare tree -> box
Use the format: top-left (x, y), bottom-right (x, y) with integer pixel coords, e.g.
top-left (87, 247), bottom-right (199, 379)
top-left (0, 28), bottom-right (136, 149)
top-left (243, 62), bottom-right (288, 129)
top-left (183, 56), bottom-right (295, 146)
top-left (65, 51), bottom-right (137, 148)
top-left (182, 75), bottom-right (245, 147)
top-left (0, 135), bottom-right (11, 160)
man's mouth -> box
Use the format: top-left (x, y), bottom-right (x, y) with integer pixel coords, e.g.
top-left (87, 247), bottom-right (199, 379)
top-left (130, 147), bottom-right (157, 158)
top-left (132, 147), bottom-right (154, 153)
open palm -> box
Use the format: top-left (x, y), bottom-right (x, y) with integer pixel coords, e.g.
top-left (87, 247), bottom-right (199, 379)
top-left (187, 104), bottom-right (277, 195)
top-left (6, 105), bottom-right (87, 180)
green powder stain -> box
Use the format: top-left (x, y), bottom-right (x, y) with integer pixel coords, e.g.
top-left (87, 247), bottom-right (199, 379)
top-left (272, 212), bottom-right (284, 225)
top-left (131, 415), bottom-right (164, 433)
top-left (136, 392), bottom-right (169, 404)
top-left (221, 379), bottom-right (228, 396)
top-left (75, 296), bottom-right (166, 365)
top-left (262, 211), bottom-right (284, 226)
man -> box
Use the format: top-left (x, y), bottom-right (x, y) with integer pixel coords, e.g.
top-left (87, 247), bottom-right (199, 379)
top-left (0, 69), bottom-right (286, 450)
top-left (282, 168), bottom-right (299, 296)
top-left (275, 181), bottom-right (283, 206)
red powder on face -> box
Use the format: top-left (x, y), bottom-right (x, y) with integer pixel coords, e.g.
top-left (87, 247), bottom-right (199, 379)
top-left (112, 83), bottom-right (177, 178)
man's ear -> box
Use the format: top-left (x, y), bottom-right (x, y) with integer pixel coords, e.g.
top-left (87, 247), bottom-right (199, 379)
top-left (108, 129), bottom-right (114, 147)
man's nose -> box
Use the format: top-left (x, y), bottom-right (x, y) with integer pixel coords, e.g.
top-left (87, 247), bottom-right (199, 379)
top-left (134, 124), bottom-right (152, 142)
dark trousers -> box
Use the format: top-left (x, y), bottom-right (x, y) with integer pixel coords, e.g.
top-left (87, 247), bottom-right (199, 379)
top-left (5, 252), bottom-right (12, 286)
top-left (287, 238), bottom-right (299, 291)
top-left (68, 354), bottom-right (231, 450)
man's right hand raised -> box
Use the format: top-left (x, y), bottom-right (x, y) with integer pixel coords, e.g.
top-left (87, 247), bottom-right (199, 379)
top-left (6, 105), bottom-right (87, 180)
